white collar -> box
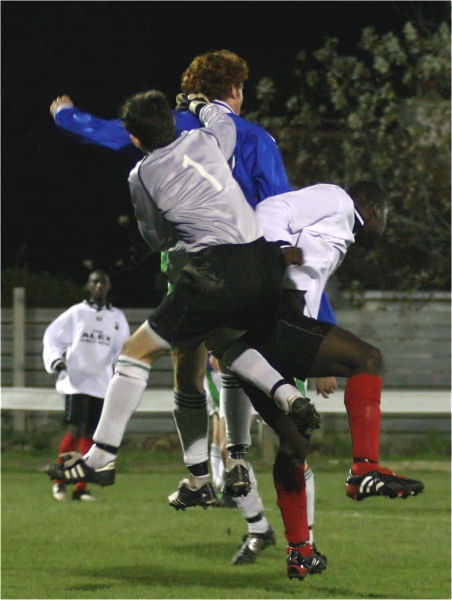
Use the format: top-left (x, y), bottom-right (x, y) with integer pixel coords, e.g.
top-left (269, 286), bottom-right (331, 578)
top-left (212, 100), bottom-right (235, 114)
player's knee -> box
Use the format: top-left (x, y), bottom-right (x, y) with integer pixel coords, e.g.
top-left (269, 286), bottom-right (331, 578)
top-left (359, 345), bottom-right (384, 375)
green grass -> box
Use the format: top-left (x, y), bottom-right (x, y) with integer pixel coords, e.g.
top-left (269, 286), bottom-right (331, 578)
top-left (1, 452), bottom-right (450, 599)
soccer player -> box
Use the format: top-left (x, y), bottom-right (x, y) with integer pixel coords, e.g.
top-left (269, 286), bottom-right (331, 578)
top-left (48, 50), bottom-right (334, 562)
top-left (47, 49), bottom-right (334, 559)
top-left (43, 270), bottom-right (130, 501)
top-left (234, 181), bottom-right (424, 579)
top-left (45, 93), bottom-right (315, 496)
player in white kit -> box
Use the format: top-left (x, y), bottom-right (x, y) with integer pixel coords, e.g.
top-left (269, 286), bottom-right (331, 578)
top-left (43, 270), bottom-right (129, 501)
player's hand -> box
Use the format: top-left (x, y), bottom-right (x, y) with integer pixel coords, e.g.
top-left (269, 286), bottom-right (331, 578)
top-left (175, 92), bottom-right (209, 115)
top-left (50, 95), bottom-right (74, 117)
top-left (316, 376), bottom-right (338, 398)
top-left (282, 246), bottom-right (303, 266)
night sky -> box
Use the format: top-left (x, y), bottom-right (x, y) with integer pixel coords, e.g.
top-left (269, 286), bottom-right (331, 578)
top-left (3, 1), bottom-right (449, 305)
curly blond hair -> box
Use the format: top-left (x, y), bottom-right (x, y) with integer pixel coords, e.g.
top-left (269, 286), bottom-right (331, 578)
top-left (181, 50), bottom-right (249, 100)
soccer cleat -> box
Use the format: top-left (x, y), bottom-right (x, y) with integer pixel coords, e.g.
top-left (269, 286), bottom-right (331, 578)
top-left (345, 466), bottom-right (424, 501)
top-left (72, 488), bottom-right (97, 501)
top-left (44, 452), bottom-right (115, 487)
top-left (223, 457), bottom-right (251, 498)
top-left (52, 483), bottom-right (68, 501)
top-left (168, 478), bottom-right (220, 510)
top-left (287, 395), bottom-right (321, 438)
top-left (286, 543), bottom-right (328, 580)
top-left (232, 527), bottom-right (276, 565)
top-left (217, 492), bottom-right (237, 508)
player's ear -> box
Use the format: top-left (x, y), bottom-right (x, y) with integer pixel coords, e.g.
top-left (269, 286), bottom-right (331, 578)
top-left (130, 134), bottom-right (141, 148)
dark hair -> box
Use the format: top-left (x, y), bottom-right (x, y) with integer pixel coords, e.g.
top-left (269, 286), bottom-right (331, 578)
top-left (181, 49), bottom-right (249, 100)
top-left (348, 181), bottom-right (388, 209)
top-left (120, 90), bottom-right (175, 152)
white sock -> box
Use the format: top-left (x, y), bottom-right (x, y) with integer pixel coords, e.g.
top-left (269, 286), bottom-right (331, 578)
top-left (89, 356), bottom-right (150, 468)
top-left (234, 464), bottom-right (269, 533)
top-left (221, 374), bottom-right (252, 447)
top-left (210, 444), bottom-right (224, 491)
top-left (83, 445), bottom-right (116, 469)
top-left (223, 346), bottom-right (300, 411)
top-left (173, 390), bottom-right (209, 466)
top-left (305, 463), bottom-right (315, 545)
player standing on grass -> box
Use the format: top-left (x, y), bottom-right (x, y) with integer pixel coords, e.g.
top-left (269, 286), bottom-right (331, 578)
top-left (234, 181), bottom-right (424, 578)
top-left (43, 270), bottom-right (130, 501)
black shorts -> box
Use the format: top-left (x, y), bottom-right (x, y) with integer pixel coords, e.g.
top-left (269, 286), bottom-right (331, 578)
top-left (63, 394), bottom-right (104, 430)
top-left (149, 237), bottom-right (286, 349)
top-left (241, 294), bottom-right (335, 427)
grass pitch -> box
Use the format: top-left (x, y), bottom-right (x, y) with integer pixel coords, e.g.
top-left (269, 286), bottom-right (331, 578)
top-left (1, 452), bottom-right (450, 599)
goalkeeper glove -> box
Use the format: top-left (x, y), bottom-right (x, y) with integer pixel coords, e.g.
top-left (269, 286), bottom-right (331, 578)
top-left (175, 92), bottom-right (209, 117)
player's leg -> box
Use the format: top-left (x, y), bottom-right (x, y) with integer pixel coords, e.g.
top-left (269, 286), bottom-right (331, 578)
top-left (204, 368), bottom-right (224, 493)
top-left (45, 321), bottom-right (169, 486)
top-left (309, 325), bottom-right (424, 500)
top-left (231, 460), bottom-right (276, 565)
top-left (209, 412), bottom-right (224, 492)
top-left (162, 248), bottom-right (219, 508)
top-left (51, 401), bottom-right (81, 501)
top-left (220, 371), bottom-right (253, 497)
top-left (295, 379), bottom-right (317, 548)
top-left (168, 345), bottom-right (219, 510)
top-left (71, 397), bottom-right (104, 501)
top-left (261, 400), bottom-right (327, 579)
top-left (219, 385), bottom-right (276, 564)
top-left (230, 378), bottom-right (325, 579)
top-left (215, 337), bottom-right (306, 414)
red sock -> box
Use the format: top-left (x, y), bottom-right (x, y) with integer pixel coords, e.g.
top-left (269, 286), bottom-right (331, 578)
top-left (344, 374), bottom-right (383, 471)
top-left (55, 433), bottom-right (79, 485)
top-left (74, 438), bottom-right (94, 491)
top-left (273, 461), bottom-right (309, 545)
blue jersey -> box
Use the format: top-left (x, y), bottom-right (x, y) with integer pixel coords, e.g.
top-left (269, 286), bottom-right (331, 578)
top-left (54, 102), bottom-right (290, 206)
top-left (54, 102), bottom-right (336, 323)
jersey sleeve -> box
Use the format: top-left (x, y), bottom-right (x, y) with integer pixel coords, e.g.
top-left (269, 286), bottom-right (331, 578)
top-left (198, 104), bottom-right (236, 160)
top-left (255, 194), bottom-right (294, 245)
top-left (42, 308), bottom-right (74, 373)
top-left (54, 107), bottom-right (132, 151)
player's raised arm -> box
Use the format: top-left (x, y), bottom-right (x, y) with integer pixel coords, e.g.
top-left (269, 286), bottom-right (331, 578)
top-left (49, 94), bottom-right (132, 151)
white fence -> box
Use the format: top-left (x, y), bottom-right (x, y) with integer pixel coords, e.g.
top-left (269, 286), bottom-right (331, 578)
top-left (1, 387), bottom-right (450, 415)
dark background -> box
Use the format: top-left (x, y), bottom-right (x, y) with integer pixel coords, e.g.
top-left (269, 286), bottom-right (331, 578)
top-left (2, 1), bottom-right (449, 305)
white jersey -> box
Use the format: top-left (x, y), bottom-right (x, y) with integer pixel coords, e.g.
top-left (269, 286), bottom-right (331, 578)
top-left (256, 184), bottom-right (361, 318)
top-left (128, 103), bottom-right (263, 254)
top-left (43, 301), bottom-right (130, 398)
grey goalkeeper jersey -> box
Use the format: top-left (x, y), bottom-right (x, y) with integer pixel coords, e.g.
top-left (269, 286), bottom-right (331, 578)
top-left (128, 103), bottom-right (263, 253)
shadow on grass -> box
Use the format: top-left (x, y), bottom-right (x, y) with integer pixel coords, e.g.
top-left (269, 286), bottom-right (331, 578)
top-left (71, 563), bottom-right (387, 598)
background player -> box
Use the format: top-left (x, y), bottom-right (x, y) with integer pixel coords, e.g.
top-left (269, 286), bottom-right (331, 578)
top-left (43, 270), bottom-right (130, 501)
